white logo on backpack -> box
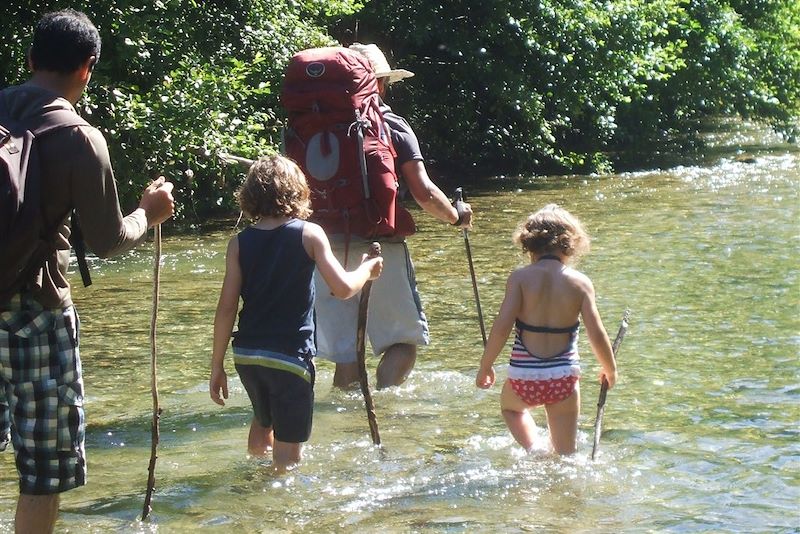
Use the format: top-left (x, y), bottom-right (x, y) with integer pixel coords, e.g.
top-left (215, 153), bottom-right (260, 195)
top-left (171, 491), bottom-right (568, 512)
top-left (305, 132), bottom-right (339, 181)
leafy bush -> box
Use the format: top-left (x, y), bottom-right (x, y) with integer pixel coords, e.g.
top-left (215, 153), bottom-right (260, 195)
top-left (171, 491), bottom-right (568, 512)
top-left (2, 1), bottom-right (797, 217)
top-left (342, 0), bottom-right (799, 174)
top-left (1, 0), bottom-right (361, 221)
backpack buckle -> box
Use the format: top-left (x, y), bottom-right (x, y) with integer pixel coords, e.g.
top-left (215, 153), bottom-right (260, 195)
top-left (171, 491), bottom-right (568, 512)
top-left (4, 141), bottom-right (19, 154)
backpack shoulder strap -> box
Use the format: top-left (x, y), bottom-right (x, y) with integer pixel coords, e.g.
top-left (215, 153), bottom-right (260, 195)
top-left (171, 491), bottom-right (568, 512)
top-left (24, 108), bottom-right (93, 288)
top-left (29, 108), bottom-right (90, 137)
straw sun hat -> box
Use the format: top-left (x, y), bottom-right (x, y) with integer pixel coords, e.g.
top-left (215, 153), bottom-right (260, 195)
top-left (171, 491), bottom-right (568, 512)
top-left (349, 43), bottom-right (414, 84)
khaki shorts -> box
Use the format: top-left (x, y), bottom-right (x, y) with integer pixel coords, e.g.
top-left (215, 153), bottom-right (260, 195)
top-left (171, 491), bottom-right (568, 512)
top-left (313, 238), bottom-right (429, 364)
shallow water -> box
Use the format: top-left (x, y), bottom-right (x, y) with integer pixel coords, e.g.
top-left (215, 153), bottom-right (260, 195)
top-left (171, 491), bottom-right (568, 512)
top-left (1, 123), bottom-right (798, 532)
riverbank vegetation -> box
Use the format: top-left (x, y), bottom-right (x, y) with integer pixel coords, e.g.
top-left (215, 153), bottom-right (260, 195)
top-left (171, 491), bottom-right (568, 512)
top-left (2, 1), bottom-right (798, 219)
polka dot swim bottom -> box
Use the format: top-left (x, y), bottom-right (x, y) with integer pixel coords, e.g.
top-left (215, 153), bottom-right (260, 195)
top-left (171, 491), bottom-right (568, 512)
top-left (508, 376), bottom-right (579, 406)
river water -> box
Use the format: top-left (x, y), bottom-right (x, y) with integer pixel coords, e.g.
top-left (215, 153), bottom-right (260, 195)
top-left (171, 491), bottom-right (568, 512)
top-left (1, 122), bottom-right (798, 532)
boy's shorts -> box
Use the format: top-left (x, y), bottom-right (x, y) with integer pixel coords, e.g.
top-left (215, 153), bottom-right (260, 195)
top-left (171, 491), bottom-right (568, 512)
top-left (0, 294), bottom-right (86, 495)
top-left (235, 360), bottom-right (315, 443)
top-left (313, 238), bottom-right (429, 364)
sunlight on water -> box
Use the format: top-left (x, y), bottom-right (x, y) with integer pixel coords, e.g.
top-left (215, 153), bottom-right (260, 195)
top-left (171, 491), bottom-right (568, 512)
top-left (1, 124), bottom-right (798, 532)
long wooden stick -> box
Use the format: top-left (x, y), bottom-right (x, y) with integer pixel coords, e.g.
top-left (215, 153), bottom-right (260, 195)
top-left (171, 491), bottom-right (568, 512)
top-left (356, 242), bottom-right (382, 445)
top-left (591, 309), bottom-right (630, 460)
top-left (218, 152), bottom-right (254, 168)
top-left (142, 224), bottom-right (162, 520)
top-left (454, 188), bottom-right (486, 346)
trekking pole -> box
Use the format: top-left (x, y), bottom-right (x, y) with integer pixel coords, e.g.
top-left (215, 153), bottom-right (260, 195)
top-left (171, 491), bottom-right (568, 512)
top-left (454, 188), bottom-right (487, 347)
top-left (591, 309), bottom-right (630, 461)
top-left (356, 242), bottom-right (382, 446)
top-left (142, 224), bottom-right (162, 520)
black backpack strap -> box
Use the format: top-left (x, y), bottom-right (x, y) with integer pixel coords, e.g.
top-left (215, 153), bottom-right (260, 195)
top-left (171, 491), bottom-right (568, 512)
top-left (28, 108), bottom-right (90, 137)
top-left (70, 211), bottom-right (92, 288)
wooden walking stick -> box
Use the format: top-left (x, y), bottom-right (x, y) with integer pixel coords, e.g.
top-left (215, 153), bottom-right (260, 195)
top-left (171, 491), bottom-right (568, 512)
top-left (142, 224), bottom-right (162, 520)
top-left (218, 151), bottom-right (254, 168)
top-left (356, 242), bottom-right (382, 445)
top-left (591, 309), bottom-right (630, 460)
top-left (454, 188), bottom-right (487, 346)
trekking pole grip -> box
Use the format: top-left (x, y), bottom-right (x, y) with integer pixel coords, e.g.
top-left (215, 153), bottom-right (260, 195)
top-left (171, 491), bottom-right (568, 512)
top-left (452, 187), bottom-right (466, 226)
top-left (367, 241), bottom-right (381, 259)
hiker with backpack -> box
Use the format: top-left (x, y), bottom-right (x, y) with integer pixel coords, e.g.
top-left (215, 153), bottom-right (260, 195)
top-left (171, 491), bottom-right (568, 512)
top-left (282, 44), bottom-right (473, 390)
top-left (0, 10), bottom-right (174, 532)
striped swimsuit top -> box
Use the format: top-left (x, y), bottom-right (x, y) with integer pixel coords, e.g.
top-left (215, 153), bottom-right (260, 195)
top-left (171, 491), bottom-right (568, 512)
top-left (508, 319), bottom-right (582, 381)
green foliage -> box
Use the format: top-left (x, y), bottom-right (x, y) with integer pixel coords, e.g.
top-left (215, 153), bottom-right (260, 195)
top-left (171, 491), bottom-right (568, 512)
top-left (1, 0), bottom-right (797, 217)
top-left (343, 0), bottom-right (800, 174)
top-left (1, 0), bottom-right (355, 220)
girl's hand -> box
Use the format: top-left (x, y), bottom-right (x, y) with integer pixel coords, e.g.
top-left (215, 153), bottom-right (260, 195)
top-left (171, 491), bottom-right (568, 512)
top-left (600, 367), bottom-right (617, 389)
top-left (210, 367), bottom-right (229, 406)
top-left (476, 365), bottom-right (496, 389)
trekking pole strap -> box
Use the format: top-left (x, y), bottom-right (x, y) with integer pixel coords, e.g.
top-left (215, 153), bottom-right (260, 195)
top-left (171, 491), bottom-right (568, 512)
top-left (70, 211), bottom-right (92, 288)
top-left (350, 111), bottom-right (371, 199)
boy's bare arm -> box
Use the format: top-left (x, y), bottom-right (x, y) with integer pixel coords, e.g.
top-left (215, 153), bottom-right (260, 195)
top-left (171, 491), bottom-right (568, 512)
top-left (303, 223), bottom-right (382, 299)
top-left (210, 237), bottom-right (241, 405)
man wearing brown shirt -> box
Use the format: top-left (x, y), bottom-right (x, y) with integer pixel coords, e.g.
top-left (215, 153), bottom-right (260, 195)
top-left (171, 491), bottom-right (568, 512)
top-left (0, 10), bottom-right (174, 532)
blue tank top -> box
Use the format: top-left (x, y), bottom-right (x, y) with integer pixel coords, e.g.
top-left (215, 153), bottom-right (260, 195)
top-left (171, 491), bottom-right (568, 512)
top-left (232, 219), bottom-right (315, 357)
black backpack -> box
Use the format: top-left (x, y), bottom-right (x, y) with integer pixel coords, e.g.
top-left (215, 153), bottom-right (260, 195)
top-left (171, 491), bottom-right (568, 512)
top-left (0, 108), bottom-right (91, 302)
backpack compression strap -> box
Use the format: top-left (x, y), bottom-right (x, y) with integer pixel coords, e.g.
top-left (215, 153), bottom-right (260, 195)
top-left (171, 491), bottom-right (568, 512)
top-left (349, 110), bottom-right (372, 201)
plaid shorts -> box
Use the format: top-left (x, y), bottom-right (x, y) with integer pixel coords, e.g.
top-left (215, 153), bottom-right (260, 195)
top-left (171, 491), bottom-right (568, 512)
top-left (0, 293), bottom-right (86, 495)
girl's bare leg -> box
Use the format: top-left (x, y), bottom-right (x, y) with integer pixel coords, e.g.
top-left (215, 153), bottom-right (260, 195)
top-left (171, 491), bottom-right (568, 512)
top-left (500, 380), bottom-right (538, 451)
top-left (543, 383), bottom-right (580, 455)
top-left (247, 417), bottom-right (274, 457)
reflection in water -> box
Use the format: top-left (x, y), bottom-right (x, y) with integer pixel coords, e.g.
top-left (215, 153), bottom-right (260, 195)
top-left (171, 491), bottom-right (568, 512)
top-left (0, 125), bottom-right (797, 532)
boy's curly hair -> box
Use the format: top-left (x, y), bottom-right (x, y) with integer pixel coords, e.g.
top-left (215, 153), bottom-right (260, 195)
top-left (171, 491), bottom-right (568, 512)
top-left (236, 155), bottom-right (312, 220)
top-left (513, 204), bottom-right (590, 260)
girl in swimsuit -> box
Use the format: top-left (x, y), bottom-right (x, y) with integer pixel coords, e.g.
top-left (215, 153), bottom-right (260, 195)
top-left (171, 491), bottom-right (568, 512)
top-left (476, 204), bottom-right (617, 455)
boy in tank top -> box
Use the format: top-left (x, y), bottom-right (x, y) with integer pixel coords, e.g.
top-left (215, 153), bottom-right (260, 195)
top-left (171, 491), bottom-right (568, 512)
top-left (209, 155), bottom-right (382, 472)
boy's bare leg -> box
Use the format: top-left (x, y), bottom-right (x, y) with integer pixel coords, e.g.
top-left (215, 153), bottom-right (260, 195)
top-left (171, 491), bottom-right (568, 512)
top-left (376, 343), bottom-right (416, 389)
top-left (16, 494), bottom-right (59, 534)
top-left (271, 441), bottom-right (302, 474)
top-left (543, 386), bottom-right (580, 455)
top-left (247, 417), bottom-right (274, 457)
top-left (500, 380), bottom-right (538, 451)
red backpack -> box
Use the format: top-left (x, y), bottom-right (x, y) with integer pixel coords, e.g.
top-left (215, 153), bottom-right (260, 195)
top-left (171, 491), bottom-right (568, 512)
top-left (280, 47), bottom-right (415, 244)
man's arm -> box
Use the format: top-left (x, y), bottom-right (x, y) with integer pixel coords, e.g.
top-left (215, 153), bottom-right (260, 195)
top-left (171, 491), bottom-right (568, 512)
top-left (401, 160), bottom-right (473, 228)
top-left (71, 127), bottom-right (174, 258)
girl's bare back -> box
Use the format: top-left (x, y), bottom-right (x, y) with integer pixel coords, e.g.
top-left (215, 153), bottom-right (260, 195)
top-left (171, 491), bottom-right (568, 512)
top-left (513, 258), bottom-right (591, 358)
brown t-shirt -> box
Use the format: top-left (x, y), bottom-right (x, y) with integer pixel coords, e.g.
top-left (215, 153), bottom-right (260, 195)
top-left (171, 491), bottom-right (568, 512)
top-left (1, 84), bottom-right (149, 309)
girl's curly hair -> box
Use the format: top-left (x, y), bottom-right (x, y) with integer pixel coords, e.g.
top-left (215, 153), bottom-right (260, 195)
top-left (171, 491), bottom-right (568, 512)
top-left (236, 155), bottom-right (312, 220)
top-left (513, 204), bottom-right (590, 261)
